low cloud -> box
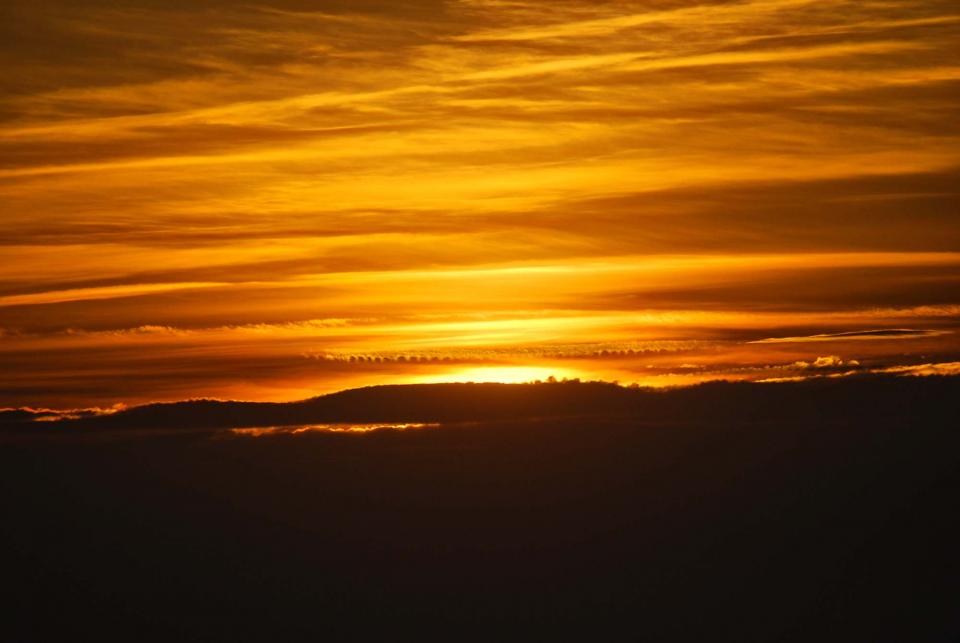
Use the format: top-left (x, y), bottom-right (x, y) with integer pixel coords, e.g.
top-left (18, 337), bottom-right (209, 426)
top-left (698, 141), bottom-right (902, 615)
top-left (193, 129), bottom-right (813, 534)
top-left (0, 404), bottom-right (126, 424)
top-left (872, 361), bottom-right (960, 377)
top-left (792, 355), bottom-right (860, 369)
top-left (751, 329), bottom-right (950, 344)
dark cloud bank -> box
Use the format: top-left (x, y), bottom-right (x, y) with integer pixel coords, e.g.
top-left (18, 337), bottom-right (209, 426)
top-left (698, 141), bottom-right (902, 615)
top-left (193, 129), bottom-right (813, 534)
top-left (2, 376), bottom-right (957, 641)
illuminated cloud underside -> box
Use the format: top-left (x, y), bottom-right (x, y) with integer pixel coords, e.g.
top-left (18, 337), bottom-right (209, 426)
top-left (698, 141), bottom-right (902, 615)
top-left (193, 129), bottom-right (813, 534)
top-left (1, 0), bottom-right (958, 407)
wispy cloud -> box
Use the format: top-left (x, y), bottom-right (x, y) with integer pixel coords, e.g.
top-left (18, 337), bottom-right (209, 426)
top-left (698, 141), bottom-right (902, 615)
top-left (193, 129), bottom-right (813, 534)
top-left (873, 361), bottom-right (960, 376)
top-left (750, 329), bottom-right (952, 344)
top-left (1, 0), bottom-right (957, 406)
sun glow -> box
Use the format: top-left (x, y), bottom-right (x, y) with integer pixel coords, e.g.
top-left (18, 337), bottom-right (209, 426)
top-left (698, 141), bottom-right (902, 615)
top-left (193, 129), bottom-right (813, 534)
top-left (418, 366), bottom-right (582, 385)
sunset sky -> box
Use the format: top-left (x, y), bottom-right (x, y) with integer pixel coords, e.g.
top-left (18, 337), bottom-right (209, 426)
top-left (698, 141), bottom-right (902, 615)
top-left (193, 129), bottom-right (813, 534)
top-left (2, 0), bottom-right (959, 408)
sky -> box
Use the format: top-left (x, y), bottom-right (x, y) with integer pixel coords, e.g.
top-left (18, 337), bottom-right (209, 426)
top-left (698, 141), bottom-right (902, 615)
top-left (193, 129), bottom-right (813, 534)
top-left (2, 0), bottom-right (959, 408)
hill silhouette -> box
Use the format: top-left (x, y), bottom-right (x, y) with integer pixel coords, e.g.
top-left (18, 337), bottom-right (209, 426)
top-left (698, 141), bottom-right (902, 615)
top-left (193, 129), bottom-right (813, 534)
top-left (4, 375), bottom-right (956, 433)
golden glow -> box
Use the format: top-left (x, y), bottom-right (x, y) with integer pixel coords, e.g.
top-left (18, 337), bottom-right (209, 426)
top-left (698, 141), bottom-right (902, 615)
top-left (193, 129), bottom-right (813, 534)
top-left (229, 423), bottom-right (436, 437)
top-left (417, 366), bottom-right (582, 385)
top-left (1, 0), bottom-right (958, 408)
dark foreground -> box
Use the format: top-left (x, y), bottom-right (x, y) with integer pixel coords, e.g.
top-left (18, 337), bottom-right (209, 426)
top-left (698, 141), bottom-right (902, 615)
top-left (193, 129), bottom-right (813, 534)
top-left (2, 378), bottom-right (958, 641)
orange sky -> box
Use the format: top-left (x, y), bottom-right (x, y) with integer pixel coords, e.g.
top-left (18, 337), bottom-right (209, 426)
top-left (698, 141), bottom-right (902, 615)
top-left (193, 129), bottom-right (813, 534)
top-left (2, 0), bottom-right (959, 407)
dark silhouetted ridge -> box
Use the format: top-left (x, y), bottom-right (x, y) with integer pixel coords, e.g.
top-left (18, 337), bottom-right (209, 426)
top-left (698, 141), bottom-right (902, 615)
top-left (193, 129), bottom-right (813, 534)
top-left (3, 375), bottom-right (956, 433)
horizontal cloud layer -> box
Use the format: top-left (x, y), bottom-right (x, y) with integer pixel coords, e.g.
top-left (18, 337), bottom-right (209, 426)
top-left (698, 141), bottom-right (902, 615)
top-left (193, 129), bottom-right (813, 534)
top-left (1, 0), bottom-right (958, 406)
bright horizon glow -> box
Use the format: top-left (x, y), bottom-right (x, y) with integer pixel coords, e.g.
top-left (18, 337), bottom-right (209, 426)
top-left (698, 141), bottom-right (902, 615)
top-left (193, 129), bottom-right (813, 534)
top-left (413, 366), bottom-right (583, 385)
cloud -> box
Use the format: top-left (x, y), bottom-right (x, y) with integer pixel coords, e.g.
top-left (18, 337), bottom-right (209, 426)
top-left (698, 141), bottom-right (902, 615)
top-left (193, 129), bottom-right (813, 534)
top-left (1, 0), bottom-right (958, 407)
top-left (0, 404), bottom-right (125, 424)
top-left (792, 355), bottom-right (859, 369)
top-left (0, 282), bottom-right (229, 307)
top-left (872, 361), bottom-right (960, 376)
top-left (751, 329), bottom-right (951, 344)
